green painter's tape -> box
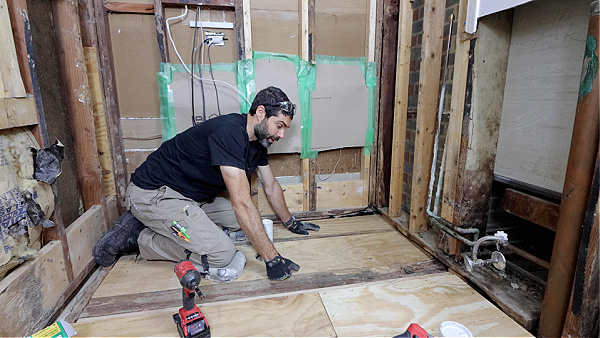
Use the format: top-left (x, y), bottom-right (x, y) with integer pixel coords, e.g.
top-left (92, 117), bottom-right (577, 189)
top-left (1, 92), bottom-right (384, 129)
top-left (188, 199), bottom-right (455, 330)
top-left (157, 63), bottom-right (177, 141)
top-left (254, 51), bottom-right (301, 65)
top-left (579, 35), bottom-right (599, 101)
top-left (253, 51), bottom-right (318, 158)
top-left (297, 59), bottom-right (318, 159)
top-left (157, 53), bottom-right (378, 157)
top-left (315, 55), bottom-right (366, 66)
top-left (311, 56), bottom-right (378, 156)
top-left (235, 58), bottom-right (256, 114)
top-left (363, 62), bottom-right (377, 155)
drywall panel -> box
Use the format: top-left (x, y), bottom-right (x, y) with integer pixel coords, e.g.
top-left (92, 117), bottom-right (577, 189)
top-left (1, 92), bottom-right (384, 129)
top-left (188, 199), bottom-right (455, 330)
top-left (312, 63), bottom-right (369, 151)
top-left (494, 0), bottom-right (589, 193)
top-left (255, 57), bottom-right (302, 153)
top-left (109, 13), bottom-right (161, 118)
top-left (170, 69), bottom-right (239, 133)
top-left (320, 272), bottom-right (533, 337)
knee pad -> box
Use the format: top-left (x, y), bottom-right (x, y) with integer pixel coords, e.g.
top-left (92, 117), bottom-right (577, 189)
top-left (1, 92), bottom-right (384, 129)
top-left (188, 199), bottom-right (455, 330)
top-left (207, 250), bottom-right (246, 283)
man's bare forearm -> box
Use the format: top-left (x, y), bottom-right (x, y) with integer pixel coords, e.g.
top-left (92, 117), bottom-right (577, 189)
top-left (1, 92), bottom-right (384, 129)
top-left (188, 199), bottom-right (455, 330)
top-left (221, 166), bottom-right (279, 261)
top-left (232, 199), bottom-right (278, 262)
top-left (264, 180), bottom-right (292, 223)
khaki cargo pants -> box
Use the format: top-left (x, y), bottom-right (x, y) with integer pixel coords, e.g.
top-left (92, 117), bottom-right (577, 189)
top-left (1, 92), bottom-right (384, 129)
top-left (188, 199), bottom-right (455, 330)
top-left (126, 182), bottom-right (240, 268)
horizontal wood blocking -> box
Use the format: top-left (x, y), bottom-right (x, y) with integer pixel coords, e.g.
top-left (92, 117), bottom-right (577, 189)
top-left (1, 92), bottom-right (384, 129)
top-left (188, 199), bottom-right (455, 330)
top-left (502, 188), bottom-right (559, 232)
top-left (161, 0), bottom-right (235, 8)
top-left (105, 2), bottom-right (154, 14)
top-left (0, 95), bottom-right (37, 129)
top-left (258, 180), bottom-right (366, 214)
top-left (81, 259), bottom-right (446, 319)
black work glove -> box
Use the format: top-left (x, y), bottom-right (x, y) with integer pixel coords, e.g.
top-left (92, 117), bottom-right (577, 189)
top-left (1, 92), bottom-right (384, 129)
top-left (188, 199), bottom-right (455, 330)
top-left (283, 216), bottom-right (320, 235)
top-left (265, 255), bottom-right (300, 280)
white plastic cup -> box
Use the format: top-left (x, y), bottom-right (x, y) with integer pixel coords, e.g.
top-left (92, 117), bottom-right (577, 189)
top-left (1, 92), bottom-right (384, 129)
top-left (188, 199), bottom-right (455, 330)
top-left (262, 219), bottom-right (274, 242)
top-left (439, 321), bottom-right (473, 337)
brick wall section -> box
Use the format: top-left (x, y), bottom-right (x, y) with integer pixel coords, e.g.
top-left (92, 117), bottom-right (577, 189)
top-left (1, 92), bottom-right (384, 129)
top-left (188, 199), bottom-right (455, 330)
top-left (402, 0), bottom-right (459, 212)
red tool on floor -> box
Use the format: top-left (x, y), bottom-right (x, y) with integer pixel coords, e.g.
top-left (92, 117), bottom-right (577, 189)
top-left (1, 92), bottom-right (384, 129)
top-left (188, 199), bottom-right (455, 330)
top-left (172, 258), bottom-right (210, 338)
top-left (393, 323), bottom-right (434, 338)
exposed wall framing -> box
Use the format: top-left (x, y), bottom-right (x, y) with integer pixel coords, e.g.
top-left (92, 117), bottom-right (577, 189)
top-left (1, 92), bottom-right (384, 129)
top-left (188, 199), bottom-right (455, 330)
top-left (0, 0), bottom-right (124, 334)
top-left (121, 0), bottom-right (374, 212)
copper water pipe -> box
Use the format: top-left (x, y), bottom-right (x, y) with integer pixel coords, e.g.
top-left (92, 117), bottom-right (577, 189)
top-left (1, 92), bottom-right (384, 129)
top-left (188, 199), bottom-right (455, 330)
top-left (538, 2), bottom-right (600, 337)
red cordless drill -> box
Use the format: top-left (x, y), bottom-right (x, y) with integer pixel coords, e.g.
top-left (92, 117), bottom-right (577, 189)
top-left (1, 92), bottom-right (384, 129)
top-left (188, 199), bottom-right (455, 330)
top-left (393, 323), bottom-right (434, 338)
top-left (172, 259), bottom-right (210, 338)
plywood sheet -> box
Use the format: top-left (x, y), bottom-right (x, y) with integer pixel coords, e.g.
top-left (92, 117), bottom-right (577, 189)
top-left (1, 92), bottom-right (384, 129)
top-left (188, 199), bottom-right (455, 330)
top-left (312, 63), bottom-right (369, 151)
top-left (320, 272), bottom-right (533, 337)
top-left (494, 0), bottom-right (589, 193)
top-left (75, 293), bottom-right (336, 337)
top-left (77, 273), bottom-right (530, 338)
top-left (93, 216), bottom-right (424, 298)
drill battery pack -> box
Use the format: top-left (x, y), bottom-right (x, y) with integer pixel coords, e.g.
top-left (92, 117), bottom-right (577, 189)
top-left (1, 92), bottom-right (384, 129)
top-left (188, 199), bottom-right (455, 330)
top-left (173, 308), bottom-right (210, 338)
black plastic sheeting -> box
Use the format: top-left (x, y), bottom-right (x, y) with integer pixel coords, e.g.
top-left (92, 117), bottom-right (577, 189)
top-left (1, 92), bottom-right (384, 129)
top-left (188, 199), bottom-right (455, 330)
top-left (32, 140), bottom-right (64, 184)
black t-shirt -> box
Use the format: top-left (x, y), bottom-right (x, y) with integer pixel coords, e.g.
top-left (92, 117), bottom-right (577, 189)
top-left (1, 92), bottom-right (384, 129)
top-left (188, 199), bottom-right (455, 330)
top-left (131, 113), bottom-right (268, 202)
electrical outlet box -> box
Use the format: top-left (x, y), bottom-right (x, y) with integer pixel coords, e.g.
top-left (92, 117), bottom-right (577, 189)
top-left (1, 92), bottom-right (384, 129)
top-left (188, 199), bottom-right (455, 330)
top-left (204, 32), bottom-right (226, 47)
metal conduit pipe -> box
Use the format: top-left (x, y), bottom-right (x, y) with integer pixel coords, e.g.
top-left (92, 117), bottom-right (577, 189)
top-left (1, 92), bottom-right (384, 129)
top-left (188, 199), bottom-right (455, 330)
top-left (429, 216), bottom-right (477, 247)
top-left (505, 261), bottom-right (547, 287)
top-left (504, 243), bottom-right (550, 270)
top-left (428, 214), bottom-right (480, 241)
top-left (471, 234), bottom-right (508, 260)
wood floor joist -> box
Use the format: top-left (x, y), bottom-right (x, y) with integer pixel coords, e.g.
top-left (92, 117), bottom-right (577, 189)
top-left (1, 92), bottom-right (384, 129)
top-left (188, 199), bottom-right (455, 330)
top-left (80, 259), bottom-right (445, 319)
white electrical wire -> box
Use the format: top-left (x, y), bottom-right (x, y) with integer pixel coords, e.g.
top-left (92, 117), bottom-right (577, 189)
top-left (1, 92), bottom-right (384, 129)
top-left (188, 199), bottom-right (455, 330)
top-left (166, 6), bottom-right (251, 106)
top-left (315, 148), bottom-right (342, 181)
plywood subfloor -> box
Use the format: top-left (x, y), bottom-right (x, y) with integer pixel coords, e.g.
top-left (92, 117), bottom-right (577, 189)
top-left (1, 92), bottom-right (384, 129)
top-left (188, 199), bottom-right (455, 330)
top-left (72, 215), bottom-right (532, 337)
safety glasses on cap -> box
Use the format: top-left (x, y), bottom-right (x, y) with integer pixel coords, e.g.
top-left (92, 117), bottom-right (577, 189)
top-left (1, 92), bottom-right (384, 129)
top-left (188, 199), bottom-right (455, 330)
top-left (275, 101), bottom-right (296, 115)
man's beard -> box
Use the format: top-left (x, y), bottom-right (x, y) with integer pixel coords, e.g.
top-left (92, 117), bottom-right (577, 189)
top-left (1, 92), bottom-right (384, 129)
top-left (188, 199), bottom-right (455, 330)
top-left (255, 119), bottom-right (276, 148)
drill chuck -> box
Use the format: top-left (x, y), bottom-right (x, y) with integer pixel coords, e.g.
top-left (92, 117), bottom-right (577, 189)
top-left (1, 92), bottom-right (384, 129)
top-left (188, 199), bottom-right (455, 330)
top-left (175, 260), bottom-right (202, 290)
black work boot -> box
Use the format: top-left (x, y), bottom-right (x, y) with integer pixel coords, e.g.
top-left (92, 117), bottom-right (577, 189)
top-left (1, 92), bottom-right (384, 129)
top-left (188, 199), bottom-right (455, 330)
top-left (93, 211), bottom-right (146, 267)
